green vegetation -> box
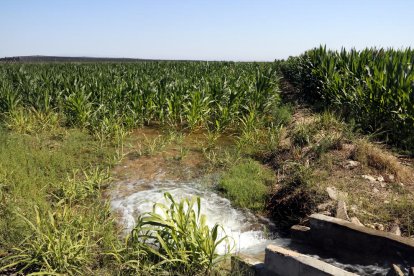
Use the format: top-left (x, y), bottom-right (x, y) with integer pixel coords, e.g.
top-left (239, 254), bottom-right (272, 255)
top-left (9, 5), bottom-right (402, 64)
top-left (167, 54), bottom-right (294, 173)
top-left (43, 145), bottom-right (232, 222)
top-left (0, 61), bottom-right (282, 275)
top-left (281, 46), bottom-right (414, 152)
top-left (218, 159), bottom-right (275, 211)
top-left (0, 127), bottom-right (117, 274)
top-left (0, 62), bottom-right (280, 135)
top-left (1, 55), bottom-right (413, 274)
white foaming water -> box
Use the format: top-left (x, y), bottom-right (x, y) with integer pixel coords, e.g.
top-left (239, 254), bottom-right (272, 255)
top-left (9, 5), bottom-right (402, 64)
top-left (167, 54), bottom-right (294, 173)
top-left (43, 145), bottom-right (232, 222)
top-left (110, 178), bottom-right (288, 254)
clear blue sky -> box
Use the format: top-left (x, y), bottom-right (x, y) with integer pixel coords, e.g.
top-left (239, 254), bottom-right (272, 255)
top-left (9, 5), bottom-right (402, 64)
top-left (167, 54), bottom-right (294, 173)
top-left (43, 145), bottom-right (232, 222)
top-left (1, 0), bottom-right (413, 61)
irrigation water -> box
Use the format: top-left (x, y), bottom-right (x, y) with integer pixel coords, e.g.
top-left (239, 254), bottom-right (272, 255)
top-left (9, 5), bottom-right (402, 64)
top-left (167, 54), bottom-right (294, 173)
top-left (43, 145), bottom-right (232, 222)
top-left (110, 175), bottom-right (289, 255)
top-left (109, 171), bottom-right (391, 275)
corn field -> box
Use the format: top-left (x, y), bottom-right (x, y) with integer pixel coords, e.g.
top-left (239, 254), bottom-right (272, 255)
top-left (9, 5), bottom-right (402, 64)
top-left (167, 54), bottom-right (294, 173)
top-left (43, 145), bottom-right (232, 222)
top-left (0, 62), bottom-right (280, 135)
top-left (281, 46), bottom-right (414, 151)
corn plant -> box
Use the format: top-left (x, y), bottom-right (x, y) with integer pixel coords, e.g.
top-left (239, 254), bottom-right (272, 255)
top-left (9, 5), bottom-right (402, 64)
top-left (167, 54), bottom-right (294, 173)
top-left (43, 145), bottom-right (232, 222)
top-left (0, 62), bottom-right (281, 135)
top-left (128, 192), bottom-right (232, 274)
top-left (282, 46), bottom-right (414, 151)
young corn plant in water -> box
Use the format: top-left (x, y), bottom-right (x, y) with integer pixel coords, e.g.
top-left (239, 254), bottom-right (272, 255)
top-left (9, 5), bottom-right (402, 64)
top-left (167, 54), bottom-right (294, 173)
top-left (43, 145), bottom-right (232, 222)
top-left (128, 192), bottom-right (232, 275)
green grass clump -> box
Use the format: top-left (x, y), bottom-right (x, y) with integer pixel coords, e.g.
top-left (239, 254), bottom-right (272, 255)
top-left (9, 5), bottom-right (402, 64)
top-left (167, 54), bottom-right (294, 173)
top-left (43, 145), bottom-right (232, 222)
top-left (218, 159), bottom-right (274, 211)
top-left (0, 127), bottom-right (118, 274)
top-left (272, 104), bottom-right (293, 127)
top-left (291, 122), bottom-right (317, 147)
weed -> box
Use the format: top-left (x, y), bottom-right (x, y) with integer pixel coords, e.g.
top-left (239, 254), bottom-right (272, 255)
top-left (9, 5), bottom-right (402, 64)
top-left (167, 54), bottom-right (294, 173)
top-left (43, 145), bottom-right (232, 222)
top-left (218, 159), bottom-right (275, 211)
top-left (55, 167), bottom-right (111, 203)
top-left (5, 107), bottom-right (62, 135)
top-left (1, 205), bottom-right (94, 275)
top-left (291, 122), bottom-right (317, 147)
top-left (272, 104), bottom-right (293, 127)
top-left (312, 133), bottom-right (343, 158)
top-left (317, 111), bottom-right (344, 131)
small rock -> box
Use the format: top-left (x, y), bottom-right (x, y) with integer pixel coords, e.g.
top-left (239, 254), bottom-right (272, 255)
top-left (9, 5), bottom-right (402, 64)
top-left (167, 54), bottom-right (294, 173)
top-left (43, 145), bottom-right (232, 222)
top-left (386, 264), bottom-right (404, 276)
top-left (350, 216), bottom-right (364, 226)
top-left (336, 200), bottom-right (350, 221)
top-left (380, 182), bottom-right (387, 188)
top-left (399, 183), bottom-right (404, 187)
top-left (384, 174), bottom-right (395, 182)
top-left (377, 175), bottom-right (384, 182)
top-left (362, 174), bottom-right (377, 182)
top-left (344, 160), bottom-right (360, 169)
top-left (373, 223), bottom-right (385, 231)
top-left (373, 188), bottom-right (379, 193)
top-left (326, 186), bottom-right (347, 201)
top-left (326, 187), bottom-right (338, 200)
top-left (390, 225), bottom-right (401, 236)
top-left (384, 200), bottom-right (390, 204)
top-left (366, 223), bottom-right (376, 229)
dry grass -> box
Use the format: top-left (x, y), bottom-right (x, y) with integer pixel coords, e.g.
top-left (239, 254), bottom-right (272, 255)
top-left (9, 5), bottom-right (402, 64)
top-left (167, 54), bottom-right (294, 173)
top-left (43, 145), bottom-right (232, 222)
top-left (264, 107), bottom-right (414, 236)
top-left (352, 139), bottom-right (414, 184)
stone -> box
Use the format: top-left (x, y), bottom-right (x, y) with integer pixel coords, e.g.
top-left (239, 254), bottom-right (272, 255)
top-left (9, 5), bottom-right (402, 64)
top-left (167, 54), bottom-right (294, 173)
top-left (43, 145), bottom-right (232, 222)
top-left (386, 264), bottom-right (404, 276)
top-left (377, 175), bottom-right (385, 182)
top-left (350, 216), bottom-right (364, 226)
top-left (326, 186), bottom-right (347, 201)
top-left (336, 200), bottom-right (350, 221)
top-left (373, 188), bottom-right (379, 193)
top-left (390, 225), bottom-right (401, 236)
top-left (344, 160), bottom-right (360, 169)
top-left (362, 174), bottom-right (377, 182)
top-left (326, 187), bottom-right (338, 200)
top-left (384, 174), bottom-right (395, 182)
top-left (380, 182), bottom-right (387, 188)
top-left (373, 223), bottom-right (384, 231)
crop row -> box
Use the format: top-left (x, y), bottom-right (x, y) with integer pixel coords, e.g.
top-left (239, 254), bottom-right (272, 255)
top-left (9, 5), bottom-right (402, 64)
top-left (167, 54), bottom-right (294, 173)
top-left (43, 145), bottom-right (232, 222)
top-left (0, 62), bottom-right (280, 135)
top-left (281, 46), bottom-right (414, 151)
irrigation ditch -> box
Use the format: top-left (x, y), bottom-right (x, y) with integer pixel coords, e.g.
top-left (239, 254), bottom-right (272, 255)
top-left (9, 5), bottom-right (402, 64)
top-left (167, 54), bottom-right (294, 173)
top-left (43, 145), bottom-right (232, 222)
top-left (107, 127), bottom-right (414, 275)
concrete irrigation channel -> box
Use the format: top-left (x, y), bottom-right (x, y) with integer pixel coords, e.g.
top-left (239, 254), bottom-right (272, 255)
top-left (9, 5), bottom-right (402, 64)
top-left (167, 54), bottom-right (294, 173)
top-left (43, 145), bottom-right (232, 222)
top-left (232, 214), bottom-right (414, 275)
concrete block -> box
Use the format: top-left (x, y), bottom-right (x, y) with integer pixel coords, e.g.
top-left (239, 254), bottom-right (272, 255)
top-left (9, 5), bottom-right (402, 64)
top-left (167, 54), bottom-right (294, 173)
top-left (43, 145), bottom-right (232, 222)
top-left (231, 254), bottom-right (266, 276)
top-left (290, 225), bottom-right (310, 242)
top-left (308, 214), bottom-right (414, 262)
top-left (264, 244), bottom-right (357, 276)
